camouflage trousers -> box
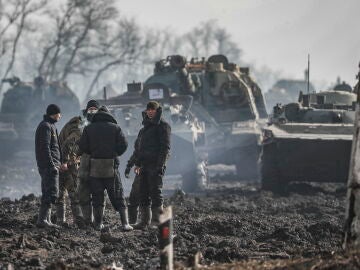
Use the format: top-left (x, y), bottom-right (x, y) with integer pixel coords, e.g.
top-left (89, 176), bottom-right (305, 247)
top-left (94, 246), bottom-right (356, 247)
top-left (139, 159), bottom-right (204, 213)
top-left (77, 154), bottom-right (94, 224)
top-left (56, 169), bottom-right (81, 223)
top-left (77, 175), bottom-right (93, 224)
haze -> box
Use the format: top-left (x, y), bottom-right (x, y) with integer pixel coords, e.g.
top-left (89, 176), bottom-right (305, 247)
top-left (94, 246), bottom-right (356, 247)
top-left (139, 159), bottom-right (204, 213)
top-left (119, 0), bottom-right (360, 90)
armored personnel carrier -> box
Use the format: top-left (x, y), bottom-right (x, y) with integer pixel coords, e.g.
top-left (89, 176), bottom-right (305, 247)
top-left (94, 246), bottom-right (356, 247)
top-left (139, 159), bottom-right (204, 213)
top-left (265, 79), bottom-right (316, 111)
top-left (99, 82), bottom-right (208, 191)
top-left (261, 82), bottom-right (356, 192)
top-left (0, 76), bottom-right (80, 157)
top-left (145, 54), bottom-right (268, 180)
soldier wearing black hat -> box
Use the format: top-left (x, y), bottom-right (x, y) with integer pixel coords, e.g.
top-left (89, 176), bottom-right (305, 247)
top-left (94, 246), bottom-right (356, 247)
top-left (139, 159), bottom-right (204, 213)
top-left (35, 104), bottom-right (67, 228)
top-left (78, 105), bottom-right (133, 231)
top-left (77, 99), bottom-right (100, 226)
top-left (130, 101), bottom-right (171, 230)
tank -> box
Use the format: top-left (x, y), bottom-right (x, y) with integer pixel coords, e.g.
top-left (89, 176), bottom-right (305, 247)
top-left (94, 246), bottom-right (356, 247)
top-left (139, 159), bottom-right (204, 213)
top-left (261, 82), bottom-right (356, 192)
top-left (98, 82), bottom-right (208, 192)
top-left (0, 76), bottom-right (80, 157)
top-left (144, 55), bottom-right (268, 180)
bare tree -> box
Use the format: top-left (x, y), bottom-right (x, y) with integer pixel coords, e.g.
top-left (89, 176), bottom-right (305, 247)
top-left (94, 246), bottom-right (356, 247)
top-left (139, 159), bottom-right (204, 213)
top-left (85, 18), bottom-right (153, 99)
top-left (0, 0), bottom-right (47, 93)
top-left (183, 20), bottom-right (242, 62)
top-left (38, 0), bottom-right (118, 81)
top-left (214, 28), bottom-right (241, 63)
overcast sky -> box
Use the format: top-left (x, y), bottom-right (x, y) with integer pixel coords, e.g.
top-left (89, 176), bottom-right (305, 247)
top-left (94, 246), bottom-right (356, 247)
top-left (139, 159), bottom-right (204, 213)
top-left (118, 0), bottom-right (360, 90)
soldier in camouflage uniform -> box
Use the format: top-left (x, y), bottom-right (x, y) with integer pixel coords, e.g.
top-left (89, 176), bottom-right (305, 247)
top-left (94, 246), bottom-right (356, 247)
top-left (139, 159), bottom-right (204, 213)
top-left (56, 116), bottom-right (84, 226)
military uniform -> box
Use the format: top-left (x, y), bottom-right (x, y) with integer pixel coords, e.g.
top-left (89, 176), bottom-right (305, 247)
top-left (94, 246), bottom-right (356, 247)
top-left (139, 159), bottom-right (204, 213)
top-left (56, 116), bottom-right (83, 226)
top-left (77, 153), bottom-right (93, 225)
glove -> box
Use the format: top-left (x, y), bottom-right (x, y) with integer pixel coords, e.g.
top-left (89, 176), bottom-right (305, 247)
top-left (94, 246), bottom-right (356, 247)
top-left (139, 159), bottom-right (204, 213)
top-left (124, 166), bottom-right (131, 178)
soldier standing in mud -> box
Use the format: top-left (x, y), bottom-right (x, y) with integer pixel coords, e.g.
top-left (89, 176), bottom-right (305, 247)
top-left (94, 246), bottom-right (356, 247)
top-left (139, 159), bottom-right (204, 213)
top-left (77, 100), bottom-right (100, 226)
top-left (35, 104), bottom-right (67, 228)
top-left (56, 116), bottom-right (84, 227)
top-left (131, 101), bottom-right (171, 230)
top-left (79, 106), bottom-right (133, 231)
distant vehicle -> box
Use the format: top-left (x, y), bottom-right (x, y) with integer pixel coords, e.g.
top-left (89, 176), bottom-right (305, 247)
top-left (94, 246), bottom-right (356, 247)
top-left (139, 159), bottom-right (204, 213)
top-left (99, 82), bottom-right (208, 191)
top-left (0, 76), bottom-right (80, 157)
top-left (144, 54), bottom-right (268, 181)
top-left (265, 79), bottom-right (316, 111)
top-left (261, 82), bottom-right (356, 192)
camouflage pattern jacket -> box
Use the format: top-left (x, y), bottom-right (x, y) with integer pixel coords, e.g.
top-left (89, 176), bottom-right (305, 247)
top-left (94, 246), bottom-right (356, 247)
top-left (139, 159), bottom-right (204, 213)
top-left (59, 116), bottom-right (82, 172)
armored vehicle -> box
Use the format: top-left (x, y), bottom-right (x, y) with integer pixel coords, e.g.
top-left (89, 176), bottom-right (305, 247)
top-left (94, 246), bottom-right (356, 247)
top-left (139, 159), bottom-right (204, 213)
top-left (0, 76), bottom-right (80, 157)
top-left (99, 82), bottom-right (208, 191)
top-left (261, 83), bottom-right (356, 192)
top-left (265, 79), bottom-right (316, 111)
top-left (145, 54), bottom-right (268, 180)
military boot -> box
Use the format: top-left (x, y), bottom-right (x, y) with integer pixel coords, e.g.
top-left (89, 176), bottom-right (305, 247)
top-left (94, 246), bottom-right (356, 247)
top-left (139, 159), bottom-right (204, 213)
top-left (36, 204), bottom-right (51, 228)
top-left (133, 207), bottom-right (151, 230)
top-left (56, 203), bottom-right (66, 225)
top-left (151, 205), bottom-right (164, 227)
top-left (128, 205), bottom-right (138, 225)
top-left (37, 205), bottom-right (59, 228)
top-left (119, 208), bottom-right (133, 231)
top-left (81, 204), bottom-right (94, 225)
top-left (47, 208), bottom-right (60, 228)
top-left (93, 207), bottom-right (104, 231)
top-left (71, 204), bottom-right (85, 228)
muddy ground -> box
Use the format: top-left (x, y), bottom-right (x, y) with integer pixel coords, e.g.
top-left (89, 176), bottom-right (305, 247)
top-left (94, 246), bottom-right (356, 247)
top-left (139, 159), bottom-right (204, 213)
top-left (0, 159), bottom-right (355, 270)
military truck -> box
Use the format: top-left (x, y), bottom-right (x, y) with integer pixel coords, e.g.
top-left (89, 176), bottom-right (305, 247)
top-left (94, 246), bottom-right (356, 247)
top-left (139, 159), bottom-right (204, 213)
top-left (145, 54), bottom-right (268, 180)
top-left (261, 82), bottom-right (356, 192)
top-left (99, 82), bottom-right (208, 191)
top-left (0, 76), bottom-right (80, 157)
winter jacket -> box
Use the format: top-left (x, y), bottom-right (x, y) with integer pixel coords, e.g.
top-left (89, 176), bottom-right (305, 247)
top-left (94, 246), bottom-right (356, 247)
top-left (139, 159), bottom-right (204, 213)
top-left (35, 115), bottom-right (62, 170)
top-left (78, 111), bottom-right (127, 162)
top-left (134, 106), bottom-right (171, 168)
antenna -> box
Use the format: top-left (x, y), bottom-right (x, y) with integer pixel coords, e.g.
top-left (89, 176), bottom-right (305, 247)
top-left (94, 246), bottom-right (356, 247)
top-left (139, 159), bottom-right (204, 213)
top-left (357, 61), bottom-right (360, 103)
top-left (307, 54), bottom-right (310, 95)
top-left (103, 86), bottom-right (107, 101)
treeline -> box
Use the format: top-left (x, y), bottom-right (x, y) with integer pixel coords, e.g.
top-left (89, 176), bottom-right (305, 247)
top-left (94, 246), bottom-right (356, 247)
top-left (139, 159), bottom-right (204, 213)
top-left (0, 0), bottom-right (278, 101)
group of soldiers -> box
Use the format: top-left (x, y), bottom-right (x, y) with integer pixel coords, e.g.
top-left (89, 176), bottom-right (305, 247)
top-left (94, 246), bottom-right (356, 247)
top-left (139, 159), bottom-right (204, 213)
top-left (34, 100), bottom-right (171, 231)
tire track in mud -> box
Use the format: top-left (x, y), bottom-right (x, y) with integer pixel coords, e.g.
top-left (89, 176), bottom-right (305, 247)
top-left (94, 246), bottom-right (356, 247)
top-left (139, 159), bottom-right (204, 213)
top-left (0, 181), bottom-right (346, 269)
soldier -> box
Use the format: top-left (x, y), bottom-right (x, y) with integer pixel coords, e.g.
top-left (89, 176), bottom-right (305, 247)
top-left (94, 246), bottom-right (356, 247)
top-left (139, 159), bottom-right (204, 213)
top-left (79, 106), bottom-right (133, 231)
top-left (77, 100), bottom-right (100, 225)
top-left (132, 101), bottom-right (171, 230)
top-left (35, 104), bottom-right (67, 228)
top-left (56, 116), bottom-right (84, 226)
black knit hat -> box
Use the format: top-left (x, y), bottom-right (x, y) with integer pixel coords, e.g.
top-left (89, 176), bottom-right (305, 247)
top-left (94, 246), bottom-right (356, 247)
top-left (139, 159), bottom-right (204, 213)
top-left (46, 104), bottom-right (61, 115)
top-left (86, 100), bottom-right (100, 110)
top-left (146, 101), bottom-right (160, 110)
